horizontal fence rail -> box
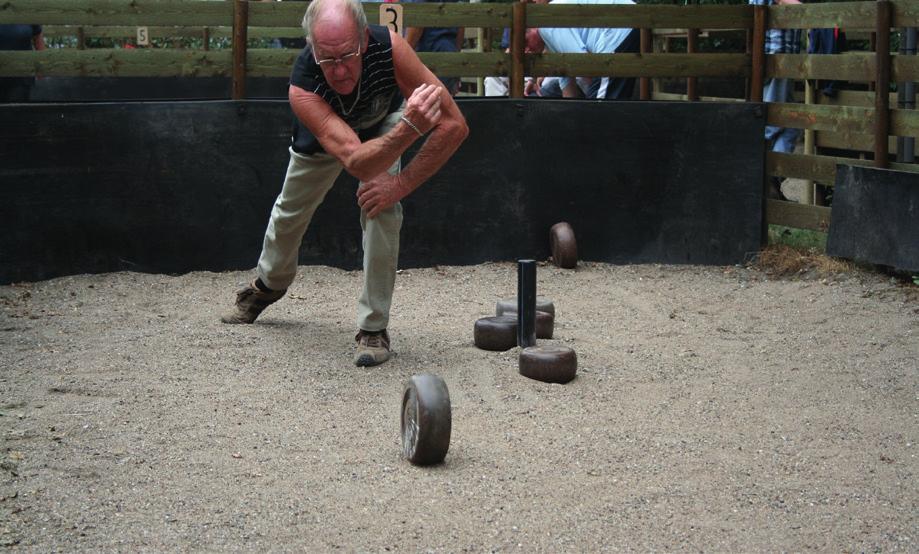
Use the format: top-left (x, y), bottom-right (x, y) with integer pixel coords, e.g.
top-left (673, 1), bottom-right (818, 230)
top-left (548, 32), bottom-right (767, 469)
top-left (2, 0), bottom-right (919, 234)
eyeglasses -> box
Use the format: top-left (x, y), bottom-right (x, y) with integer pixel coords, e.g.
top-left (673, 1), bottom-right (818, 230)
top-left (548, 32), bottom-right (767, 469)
top-left (315, 46), bottom-right (361, 68)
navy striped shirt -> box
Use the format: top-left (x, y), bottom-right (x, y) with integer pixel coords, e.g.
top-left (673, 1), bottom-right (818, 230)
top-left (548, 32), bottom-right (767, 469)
top-left (290, 25), bottom-right (403, 155)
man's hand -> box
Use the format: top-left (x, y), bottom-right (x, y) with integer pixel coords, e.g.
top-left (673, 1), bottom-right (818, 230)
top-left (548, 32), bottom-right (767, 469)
top-left (401, 83), bottom-right (443, 135)
top-left (357, 173), bottom-right (404, 219)
top-left (524, 78), bottom-right (539, 97)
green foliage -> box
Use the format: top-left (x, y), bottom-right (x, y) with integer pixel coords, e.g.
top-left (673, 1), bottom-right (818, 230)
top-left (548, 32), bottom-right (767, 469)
top-left (768, 225), bottom-right (828, 251)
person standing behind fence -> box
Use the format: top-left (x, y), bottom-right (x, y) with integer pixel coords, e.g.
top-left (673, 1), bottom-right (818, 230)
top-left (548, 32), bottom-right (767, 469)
top-left (403, 0), bottom-right (465, 96)
top-left (524, 0), bottom-right (640, 100)
top-left (220, 0), bottom-right (468, 368)
top-left (0, 24), bottom-right (45, 102)
top-left (750, 0), bottom-right (802, 200)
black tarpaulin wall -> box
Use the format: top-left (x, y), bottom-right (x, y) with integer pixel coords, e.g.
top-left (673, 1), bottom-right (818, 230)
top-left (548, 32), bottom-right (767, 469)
top-left (0, 99), bottom-right (764, 284)
top-left (827, 165), bottom-right (919, 273)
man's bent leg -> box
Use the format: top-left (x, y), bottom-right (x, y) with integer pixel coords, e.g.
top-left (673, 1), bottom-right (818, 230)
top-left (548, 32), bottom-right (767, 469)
top-left (257, 148), bottom-right (342, 291)
top-left (222, 148), bottom-right (342, 324)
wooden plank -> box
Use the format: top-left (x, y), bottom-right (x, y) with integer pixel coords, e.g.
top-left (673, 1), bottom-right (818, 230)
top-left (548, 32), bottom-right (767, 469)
top-left (0, 0), bottom-right (233, 26)
top-left (768, 1), bottom-right (875, 31)
top-left (244, 48), bottom-right (301, 78)
top-left (765, 199), bottom-right (832, 232)
top-left (43, 25), bottom-right (304, 40)
top-left (814, 130), bottom-right (918, 154)
top-left (766, 103), bottom-right (874, 134)
top-left (651, 92), bottom-right (746, 102)
top-left (527, 53), bottom-right (750, 78)
top-left (891, 109), bottom-right (919, 139)
top-left (815, 89), bottom-right (879, 108)
top-left (815, 131), bottom-right (875, 152)
top-left (767, 151), bottom-right (919, 185)
top-left (416, 52), bottom-right (509, 78)
top-left (525, 4), bottom-right (752, 30)
top-left (892, 0), bottom-right (919, 27)
top-left (244, 0), bottom-right (305, 27)
top-left (892, 54), bottom-right (919, 83)
top-left (247, 51), bottom-right (509, 79)
top-left (768, 53), bottom-right (875, 81)
top-left (253, 1), bottom-right (513, 28)
top-left (382, 2), bottom-right (511, 28)
top-left (0, 49), bottom-right (232, 77)
top-left (768, 151), bottom-right (837, 184)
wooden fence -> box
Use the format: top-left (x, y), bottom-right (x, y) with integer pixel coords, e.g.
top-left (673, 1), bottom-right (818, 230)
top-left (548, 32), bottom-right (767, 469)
top-left (2, 0), bottom-right (919, 233)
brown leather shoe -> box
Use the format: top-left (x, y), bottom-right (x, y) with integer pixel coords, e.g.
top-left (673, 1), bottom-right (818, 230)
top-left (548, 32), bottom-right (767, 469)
top-left (220, 280), bottom-right (286, 324)
top-left (354, 329), bottom-right (392, 367)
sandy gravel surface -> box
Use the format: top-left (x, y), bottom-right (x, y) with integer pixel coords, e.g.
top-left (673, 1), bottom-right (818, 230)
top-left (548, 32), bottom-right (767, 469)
top-left (1, 261), bottom-right (917, 551)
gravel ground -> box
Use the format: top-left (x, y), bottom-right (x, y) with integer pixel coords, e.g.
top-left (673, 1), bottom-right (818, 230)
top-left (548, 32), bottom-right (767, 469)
top-left (1, 261), bottom-right (917, 551)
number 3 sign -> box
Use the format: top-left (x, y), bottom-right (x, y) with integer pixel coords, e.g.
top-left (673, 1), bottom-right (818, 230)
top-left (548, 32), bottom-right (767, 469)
top-left (379, 3), bottom-right (403, 35)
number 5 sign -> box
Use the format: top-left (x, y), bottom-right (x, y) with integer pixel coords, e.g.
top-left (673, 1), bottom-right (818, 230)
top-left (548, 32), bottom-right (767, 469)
top-left (136, 26), bottom-right (149, 46)
top-left (379, 3), bottom-right (403, 35)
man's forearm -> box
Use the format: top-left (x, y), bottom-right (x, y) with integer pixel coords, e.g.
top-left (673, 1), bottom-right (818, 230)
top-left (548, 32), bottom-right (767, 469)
top-left (342, 118), bottom-right (421, 181)
top-left (390, 119), bottom-right (468, 198)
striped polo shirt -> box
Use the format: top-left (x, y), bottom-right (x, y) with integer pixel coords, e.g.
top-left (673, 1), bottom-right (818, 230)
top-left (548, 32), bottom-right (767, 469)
top-left (290, 25), bottom-right (404, 155)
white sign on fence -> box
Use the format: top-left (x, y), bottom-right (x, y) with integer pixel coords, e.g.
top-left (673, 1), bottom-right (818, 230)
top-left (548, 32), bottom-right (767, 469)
top-left (379, 4), bottom-right (403, 36)
top-left (137, 26), bottom-right (149, 46)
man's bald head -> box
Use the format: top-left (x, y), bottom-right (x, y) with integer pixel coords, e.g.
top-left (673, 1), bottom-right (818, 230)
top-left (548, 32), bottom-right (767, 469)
top-left (302, 0), bottom-right (369, 48)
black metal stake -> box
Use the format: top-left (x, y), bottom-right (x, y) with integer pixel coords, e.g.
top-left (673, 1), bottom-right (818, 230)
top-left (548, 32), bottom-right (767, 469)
top-left (517, 259), bottom-right (537, 348)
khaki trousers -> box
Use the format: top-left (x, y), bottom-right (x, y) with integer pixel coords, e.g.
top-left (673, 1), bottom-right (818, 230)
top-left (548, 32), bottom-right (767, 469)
top-left (256, 109), bottom-right (403, 332)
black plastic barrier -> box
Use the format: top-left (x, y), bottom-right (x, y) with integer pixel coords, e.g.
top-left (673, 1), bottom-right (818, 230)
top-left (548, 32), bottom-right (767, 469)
top-left (28, 77), bottom-right (290, 102)
top-left (0, 99), bottom-right (764, 284)
top-left (827, 165), bottom-right (919, 273)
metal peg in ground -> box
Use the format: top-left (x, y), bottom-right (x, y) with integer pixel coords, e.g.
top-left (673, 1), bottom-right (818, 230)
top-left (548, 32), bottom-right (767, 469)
top-left (517, 259), bottom-right (537, 348)
top-left (550, 222), bottom-right (578, 269)
top-left (401, 374), bottom-right (451, 466)
top-left (519, 345), bottom-right (578, 384)
top-left (474, 315), bottom-right (518, 351)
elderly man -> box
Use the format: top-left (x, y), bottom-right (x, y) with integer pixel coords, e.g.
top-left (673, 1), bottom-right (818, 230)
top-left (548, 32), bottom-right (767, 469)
top-left (525, 0), bottom-right (639, 100)
top-left (221, 0), bottom-right (469, 367)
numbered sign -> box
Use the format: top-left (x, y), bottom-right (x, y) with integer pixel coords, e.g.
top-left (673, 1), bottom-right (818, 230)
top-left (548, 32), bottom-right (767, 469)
top-left (136, 26), bottom-right (149, 46)
top-left (379, 4), bottom-right (403, 35)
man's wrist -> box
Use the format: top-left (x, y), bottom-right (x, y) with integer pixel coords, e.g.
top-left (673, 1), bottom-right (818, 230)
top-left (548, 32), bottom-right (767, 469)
top-left (400, 115), bottom-right (425, 137)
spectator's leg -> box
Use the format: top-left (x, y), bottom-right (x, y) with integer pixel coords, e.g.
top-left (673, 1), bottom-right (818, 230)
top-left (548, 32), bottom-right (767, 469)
top-left (539, 77), bottom-right (563, 98)
top-left (484, 76), bottom-right (509, 97)
top-left (763, 77), bottom-right (796, 144)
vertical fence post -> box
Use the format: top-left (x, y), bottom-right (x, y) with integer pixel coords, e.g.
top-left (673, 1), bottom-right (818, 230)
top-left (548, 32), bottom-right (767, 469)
top-left (687, 28), bottom-right (699, 101)
top-left (639, 28), bottom-right (651, 100)
top-left (750, 5), bottom-right (765, 102)
top-left (232, 0), bottom-right (249, 100)
top-left (897, 27), bottom-right (916, 163)
top-left (510, 0), bottom-right (526, 99)
top-left (76, 27), bottom-right (85, 50)
top-left (875, 0), bottom-right (891, 168)
top-left (203, 26), bottom-right (210, 52)
top-left (753, 4), bottom-right (767, 244)
top-left (745, 28), bottom-right (752, 99)
top-left (803, 79), bottom-right (816, 204)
